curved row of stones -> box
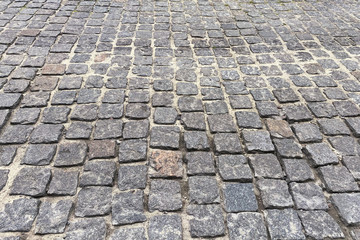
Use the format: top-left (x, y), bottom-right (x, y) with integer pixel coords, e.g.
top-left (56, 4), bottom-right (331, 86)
top-left (0, 0), bottom-right (360, 239)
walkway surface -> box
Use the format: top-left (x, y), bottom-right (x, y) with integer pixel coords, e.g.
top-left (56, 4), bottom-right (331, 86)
top-left (0, 0), bottom-right (360, 239)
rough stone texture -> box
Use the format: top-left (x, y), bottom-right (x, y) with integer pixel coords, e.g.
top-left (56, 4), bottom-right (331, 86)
top-left (223, 183), bottom-right (258, 212)
top-left (119, 139), bottom-right (147, 163)
top-left (150, 126), bottom-right (180, 149)
top-left (35, 200), bottom-right (72, 234)
top-left (290, 182), bottom-right (327, 210)
top-left (22, 144), bottom-right (56, 165)
top-left (304, 143), bottom-right (339, 166)
top-left (249, 154), bottom-right (284, 179)
top-left (266, 119), bottom-right (293, 138)
top-left (319, 165), bottom-right (359, 192)
top-left (331, 193), bottom-right (360, 225)
top-left (218, 155), bottom-right (252, 181)
top-left (0, 198), bottom-right (40, 232)
top-left (186, 152), bottom-right (215, 175)
top-left (75, 186), bottom-right (112, 217)
top-left (257, 179), bottom-right (294, 208)
top-left (283, 159), bottom-right (314, 182)
top-left (265, 209), bottom-right (305, 240)
top-left (243, 130), bottom-right (275, 152)
top-left (149, 180), bottom-right (182, 212)
top-left (0, 125), bottom-right (33, 144)
top-left (88, 140), bottom-right (116, 159)
top-left (149, 150), bottom-right (183, 178)
top-left (189, 176), bottom-right (220, 204)
top-left (343, 156), bottom-right (360, 180)
top-left (110, 228), bottom-right (146, 240)
top-left (54, 141), bottom-right (87, 167)
top-left (0, 146), bottom-right (17, 166)
top-left (273, 138), bottom-right (303, 158)
top-left (66, 218), bottom-right (106, 240)
top-left (11, 167), bottom-right (51, 197)
top-left (112, 190), bottom-right (146, 225)
top-left (148, 215), bottom-right (182, 240)
top-left (48, 170), bottom-right (78, 196)
top-left (227, 213), bottom-right (268, 240)
top-left (118, 165), bottom-right (147, 190)
top-left (298, 211), bottom-right (344, 239)
top-left (80, 161), bottom-right (116, 187)
top-left (214, 133), bottom-right (243, 153)
top-left (187, 204), bottom-right (225, 238)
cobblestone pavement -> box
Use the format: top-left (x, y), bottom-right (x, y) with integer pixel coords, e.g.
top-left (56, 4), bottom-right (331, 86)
top-left (0, 0), bottom-right (360, 239)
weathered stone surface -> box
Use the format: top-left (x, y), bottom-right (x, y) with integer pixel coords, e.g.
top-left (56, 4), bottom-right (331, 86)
top-left (118, 165), bottom-right (147, 190)
top-left (119, 139), bottom-right (147, 162)
top-left (150, 126), bottom-right (180, 149)
top-left (187, 204), bottom-right (225, 238)
top-left (227, 213), bottom-right (268, 240)
top-left (249, 154), bottom-right (284, 179)
top-left (11, 108), bottom-right (40, 124)
top-left (0, 169), bottom-right (9, 191)
top-left (223, 183), bottom-right (258, 212)
top-left (112, 190), bottom-right (146, 225)
top-left (66, 218), bottom-right (106, 240)
top-left (149, 150), bottom-right (183, 178)
top-left (243, 130), bottom-right (274, 152)
top-left (292, 123), bottom-right (323, 143)
top-left (257, 179), bottom-right (293, 208)
top-left (54, 141), bottom-right (87, 166)
top-left (110, 228), bottom-right (146, 240)
top-left (329, 136), bottom-right (360, 156)
top-left (75, 186), bottom-right (112, 217)
top-left (35, 200), bottom-right (72, 234)
top-left (0, 125), bottom-right (33, 144)
top-left (0, 198), bottom-right (40, 232)
top-left (283, 159), bottom-right (314, 182)
top-left (186, 151), bottom-right (215, 175)
top-left (149, 215), bottom-right (182, 240)
top-left (22, 144), bottom-right (56, 165)
top-left (331, 193), bottom-right (360, 225)
top-left (48, 170), bottom-right (78, 196)
top-left (265, 209), bottom-right (305, 240)
top-left (218, 155), bottom-right (252, 181)
top-left (290, 182), bottom-right (327, 210)
top-left (266, 119), bottom-right (293, 138)
top-left (80, 161), bottom-right (116, 187)
top-left (149, 180), bottom-right (182, 212)
top-left (184, 131), bottom-right (209, 150)
top-left (298, 211), bottom-right (344, 239)
top-left (189, 176), bottom-right (220, 204)
top-left (343, 156), bottom-right (360, 180)
top-left (319, 165), bottom-right (359, 192)
top-left (29, 124), bottom-right (63, 143)
top-left (0, 146), bottom-right (17, 166)
top-left (305, 143), bottom-right (339, 166)
top-left (207, 114), bottom-right (237, 133)
top-left (93, 119), bottom-right (123, 139)
top-left (11, 167), bottom-right (51, 197)
top-left (88, 140), bottom-right (116, 159)
top-left (214, 133), bottom-right (243, 153)
top-left (273, 138), bottom-right (303, 158)
top-left (123, 120), bottom-right (149, 139)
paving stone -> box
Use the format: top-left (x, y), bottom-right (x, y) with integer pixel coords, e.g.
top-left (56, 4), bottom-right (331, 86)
top-left (273, 138), bottom-right (303, 158)
top-left (31, 76), bottom-right (59, 91)
top-left (333, 100), bottom-right (360, 117)
top-left (75, 186), bottom-right (112, 217)
top-left (0, 198), bottom-right (40, 232)
top-left (0, 146), bottom-right (17, 166)
top-left (266, 119), bottom-right (293, 138)
top-left (118, 165), bottom-right (147, 190)
top-left (177, 96), bottom-right (202, 111)
top-left (21, 92), bottom-right (50, 108)
top-left (34, 200), bottom-right (72, 234)
top-left (235, 111), bottom-right (262, 129)
top-left (249, 154), bottom-right (283, 178)
top-left (223, 183), bottom-right (258, 212)
top-left (308, 102), bottom-right (338, 118)
top-left (42, 106), bottom-right (70, 124)
top-left (343, 156), bottom-right (360, 180)
top-left (290, 182), bottom-right (327, 210)
top-left (332, 193), bottom-right (360, 225)
top-left (250, 89), bottom-right (274, 101)
top-left (284, 104), bottom-right (313, 122)
top-left (149, 150), bottom-right (183, 178)
top-left (273, 88), bottom-right (300, 103)
top-left (345, 117), bottom-right (360, 137)
top-left (88, 140), bottom-right (116, 159)
top-left (329, 136), bottom-right (360, 156)
top-left (11, 167), bottom-right (51, 197)
top-left (227, 212), bottom-right (268, 240)
top-left (186, 151), bottom-right (215, 175)
top-left (184, 131), bottom-right (209, 150)
top-left (283, 159), bottom-right (315, 182)
top-left (66, 218), bottom-right (106, 240)
top-left (154, 107), bottom-right (178, 124)
top-left (0, 125), bottom-right (33, 144)
top-left (80, 161), bottom-right (116, 187)
top-left (150, 126), bottom-right (180, 149)
top-left (298, 210), bottom-right (344, 239)
top-left (229, 95), bottom-right (252, 109)
top-left (48, 170), bottom-right (78, 196)
top-left (54, 141), bottom-right (87, 167)
top-left (319, 165), bottom-right (359, 192)
top-left (0, 169), bottom-right (9, 191)
top-left (187, 204), bottom-right (225, 238)
top-left (208, 114), bottom-right (237, 133)
top-left (0, 110), bottom-right (9, 129)
top-left (265, 209), bottom-right (305, 240)
top-left (181, 112), bottom-right (206, 130)
top-left (148, 180), bottom-right (182, 212)
top-left (149, 215), bottom-right (182, 240)
top-left (257, 179), bottom-right (293, 208)
top-left (125, 103), bottom-right (151, 119)
top-left (119, 139), bottom-right (147, 162)
top-left (189, 176), bottom-right (220, 204)
top-left (3, 80), bottom-right (29, 93)
top-left (52, 91), bottom-right (77, 105)
top-left (110, 228), bottom-right (146, 240)
top-left (304, 143), bottom-right (338, 166)
top-left (218, 154), bottom-right (252, 181)
top-left (93, 119), bottom-right (123, 139)
top-left (243, 130), bottom-right (274, 152)
top-left (70, 104), bottom-right (98, 121)
top-left (102, 89), bottom-right (125, 103)
top-left (66, 122), bottom-right (93, 139)
top-left (22, 144), bottom-right (56, 166)
top-left (214, 133), bottom-right (243, 154)
top-left (318, 118), bottom-right (351, 136)
top-left (256, 101), bottom-right (279, 117)
top-left (122, 120), bottom-right (149, 139)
